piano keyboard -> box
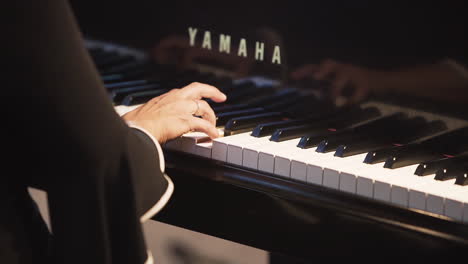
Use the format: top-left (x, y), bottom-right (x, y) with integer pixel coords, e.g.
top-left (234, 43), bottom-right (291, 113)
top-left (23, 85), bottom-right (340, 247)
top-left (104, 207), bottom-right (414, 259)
top-left (86, 40), bottom-right (468, 224)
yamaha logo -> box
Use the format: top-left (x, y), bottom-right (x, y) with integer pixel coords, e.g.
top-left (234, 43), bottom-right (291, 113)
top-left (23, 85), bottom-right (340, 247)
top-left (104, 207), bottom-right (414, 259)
top-left (188, 27), bottom-right (282, 65)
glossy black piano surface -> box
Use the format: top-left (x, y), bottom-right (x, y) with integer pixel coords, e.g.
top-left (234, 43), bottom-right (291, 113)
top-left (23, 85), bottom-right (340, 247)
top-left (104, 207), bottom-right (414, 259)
top-left (71, 1), bottom-right (468, 259)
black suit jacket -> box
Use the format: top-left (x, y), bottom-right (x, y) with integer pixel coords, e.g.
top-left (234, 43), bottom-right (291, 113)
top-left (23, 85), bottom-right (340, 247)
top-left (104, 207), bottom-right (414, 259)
top-left (1, 1), bottom-right (171, 263)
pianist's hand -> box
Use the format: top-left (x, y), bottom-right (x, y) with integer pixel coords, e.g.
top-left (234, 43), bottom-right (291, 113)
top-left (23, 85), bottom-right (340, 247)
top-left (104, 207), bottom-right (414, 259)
top-left (291, 59), bottom-right (378, 105)
top-left (122, 82), bottom-right (226, 143)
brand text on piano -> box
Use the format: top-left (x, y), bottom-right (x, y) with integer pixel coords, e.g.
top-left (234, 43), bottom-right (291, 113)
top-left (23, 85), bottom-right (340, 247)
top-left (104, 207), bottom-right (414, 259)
top-left (188, 27), bottom-right (282, 65)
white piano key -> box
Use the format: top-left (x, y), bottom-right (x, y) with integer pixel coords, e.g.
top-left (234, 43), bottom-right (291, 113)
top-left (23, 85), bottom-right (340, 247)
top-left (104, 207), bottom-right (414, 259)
top-left (164, 129), bottom-right (222, 154)
top-left (227, 135), bottom-right (271, 166)
top-left (243, 138), bottom-right (299, 172)
top-left (320, 154), bottom-right (368, 190)
top-left (291, 160), bottom-right (307, 182)
top-left (212, 132), bottom-right (249, 162)
top-left (409, 189), bottom-right (427, 211)
top-left (411, 178), bottom-right (468, 220)
top-left (178, 132), bottom-right (212, 154)
top-left (274, 147), bottom-right (310, 178)
top-left (340, 172), bottom-right (357, 194)
top-left (195, 142), bottom-right (213, 158)
top-left (289, 148), bottom-right (334, 186)
top-left (261, 139), bottom-right (301, 175)
top-left (344, 162), bottom-right (388, 201)
top-left (307, 163), bottom-right (324, 185)
top-left (212, 140), bottom-right (228, 161)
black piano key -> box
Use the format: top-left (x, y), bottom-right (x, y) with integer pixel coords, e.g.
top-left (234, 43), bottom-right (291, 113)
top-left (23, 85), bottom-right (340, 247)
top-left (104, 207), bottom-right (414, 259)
top-left (423, 126), bottom-right (468, 154)
top-left (316, 132), bottom-right (368, 153)
top-left (434, 166), bottom-right (460, 181)
top-left (365, 144), bottom-right (410, 164)
top-left (102, 74), bottom-right (124, 83)
top-left (384, 126), bottom-right (468, 169)
top-left (455, 171), bottom-right (468, 186)
top-left (105, 79), bottom-right (150, 90)
top-left (335, 140), bottom-right (390, 157)
top-left (297, 129), bottom-right (339, 149)
top-left (252, 118), bottom-right (313, 138)
top-left (414, 154), bottom-right (468, 176)
top-left (270, 124), bottom-right (330, 142)
top-left (96, 54), bottom-right (135, 69)
top-left (384, 148), bottom-right (444, 169)
top-left (121, 89), bottom-right (168, 106)
top-left (216, 107), bottom-right (265, 127)
top-left (335, 119), bottom-right (446, 158)
top-left (365, 125), bottom-right (468, 165)
top-left (111, 83), bottom-right (163, 104)
top-left (223, 112), bottom-right (284, 136)
top-left (315, 111), bottom-right (406, 153)
top-left (271, 107), bottom-right (382, 142)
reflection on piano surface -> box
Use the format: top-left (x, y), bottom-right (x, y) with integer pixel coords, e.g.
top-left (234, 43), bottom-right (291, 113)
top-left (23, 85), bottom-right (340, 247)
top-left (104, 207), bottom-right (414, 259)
top-left (73, 0), bottom-right (468, 258)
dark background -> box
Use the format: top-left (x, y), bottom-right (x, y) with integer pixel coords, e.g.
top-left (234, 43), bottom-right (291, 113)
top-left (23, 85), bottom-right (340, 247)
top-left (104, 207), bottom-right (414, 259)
top-left (70, 1), bottom-right (467, 68)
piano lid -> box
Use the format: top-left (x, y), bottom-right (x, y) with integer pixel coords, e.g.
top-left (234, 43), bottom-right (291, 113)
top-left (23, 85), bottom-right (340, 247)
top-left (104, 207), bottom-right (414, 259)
top-left (71, 1), bottom-right (468, 112)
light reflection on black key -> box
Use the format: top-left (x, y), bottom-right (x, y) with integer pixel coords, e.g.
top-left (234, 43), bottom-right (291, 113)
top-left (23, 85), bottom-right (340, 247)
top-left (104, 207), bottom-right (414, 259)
top-left (384, 148), bottom-right (445, 169)
top-left (434, 166), bottom-right (462, 181)
top-left (252, 118), bottom-right (314, 138)
top-left (297, 129), bottom-right (339, 148)
top-left (455, 171), bottom-right (468, 186)
top-left (270, 124), bottom-right (330, 142)
top-left (364, 144), bottom-right (407, 164)
top-left (335, 139), bottom-right (389, 157)
top-left (414, 154), bottom-right (468, 176)
top-left (317, 132), bottom-right (368, 153)
top-left (314, 111), bottom-right (403, 152)
top-left (216, 108), bottom-right (265, 127)
top-left (271, 107), bottom-right (382, 142)
top-left (335, 119), bottom-right (447, 157)
top-left (384, 126), bottom-right (468, 169)
top-left (223, 112), bottom-right (284, 136)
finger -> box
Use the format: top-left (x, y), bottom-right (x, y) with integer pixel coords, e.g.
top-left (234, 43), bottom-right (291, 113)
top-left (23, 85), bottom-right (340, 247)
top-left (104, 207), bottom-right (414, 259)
top-left (187, 116), bottom-right (220, 139)
top-left (181, 82), bottom-right (227, 102)
top-left (194, 100), bottom-right (216, 126)
top-left (290, 64), bottom-right (319, 80)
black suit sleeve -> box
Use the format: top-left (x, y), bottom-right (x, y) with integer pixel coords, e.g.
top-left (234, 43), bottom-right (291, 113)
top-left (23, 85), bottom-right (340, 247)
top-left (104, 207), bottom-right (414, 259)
top-left (3, 1), bottom-right (172, 263)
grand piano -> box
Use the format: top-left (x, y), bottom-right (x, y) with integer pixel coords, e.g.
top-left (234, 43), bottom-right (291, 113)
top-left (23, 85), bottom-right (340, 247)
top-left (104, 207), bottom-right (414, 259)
top-left (71, 1), bottom-right (468, 260)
